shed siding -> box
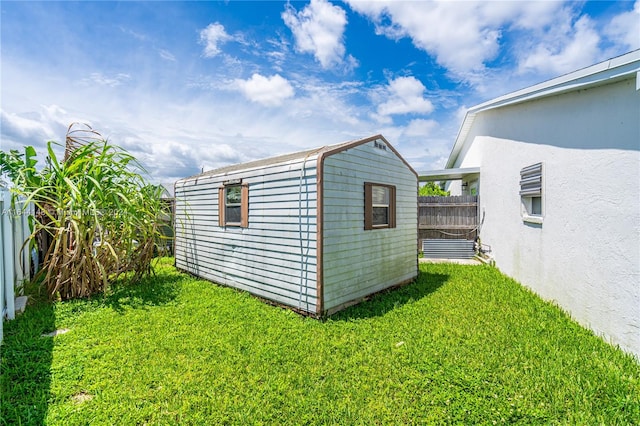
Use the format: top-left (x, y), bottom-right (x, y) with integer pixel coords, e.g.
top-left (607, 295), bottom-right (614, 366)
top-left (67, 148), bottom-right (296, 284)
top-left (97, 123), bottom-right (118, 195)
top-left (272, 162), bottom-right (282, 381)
top-left (174, 158), bottom-right (319, 313)
top-left (322, 142), bottom-right (418, 312)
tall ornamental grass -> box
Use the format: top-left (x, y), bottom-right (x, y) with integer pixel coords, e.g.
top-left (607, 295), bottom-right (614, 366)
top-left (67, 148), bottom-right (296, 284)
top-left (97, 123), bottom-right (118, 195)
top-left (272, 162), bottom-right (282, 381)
top-left (0, 124), bottom-right (167, 299)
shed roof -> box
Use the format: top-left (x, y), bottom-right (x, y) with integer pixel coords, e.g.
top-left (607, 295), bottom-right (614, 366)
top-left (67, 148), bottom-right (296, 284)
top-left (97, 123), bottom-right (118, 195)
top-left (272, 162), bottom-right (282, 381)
top-left (446, 49), bottom-right (640, 169)
top-left (179, 134), bottom-right (417, 181)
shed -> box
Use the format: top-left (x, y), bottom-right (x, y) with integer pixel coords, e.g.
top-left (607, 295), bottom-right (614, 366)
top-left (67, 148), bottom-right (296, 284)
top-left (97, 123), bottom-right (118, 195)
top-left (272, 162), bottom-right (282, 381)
top-left (442, 50), bottom-right (640, 358)
top-left (174, 134), bottom-right (418, 316)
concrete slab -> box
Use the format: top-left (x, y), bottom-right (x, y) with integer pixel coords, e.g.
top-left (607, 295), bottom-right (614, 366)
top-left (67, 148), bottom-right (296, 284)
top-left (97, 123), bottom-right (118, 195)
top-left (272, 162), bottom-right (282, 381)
top-left (14, 296), bottom-right (28, 315)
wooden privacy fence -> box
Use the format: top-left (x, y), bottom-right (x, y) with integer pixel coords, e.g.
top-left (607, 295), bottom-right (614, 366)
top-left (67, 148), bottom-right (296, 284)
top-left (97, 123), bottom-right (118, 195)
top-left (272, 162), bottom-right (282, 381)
top-left (418, 195), bottom-right (478, 242)
top-left (1, 189), bottom-right (33, 344)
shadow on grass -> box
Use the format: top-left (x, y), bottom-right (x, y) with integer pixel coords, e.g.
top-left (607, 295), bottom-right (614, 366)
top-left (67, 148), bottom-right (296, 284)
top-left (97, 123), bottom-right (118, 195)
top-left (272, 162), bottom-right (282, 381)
top-left (101, 268), bottom-right (182, 314)
top-left (0, 262), bottom-right (181, 425)
top-left (331, 271), bottom-right (449, 321)
top-left (0, 301), bottom-right (56, 425)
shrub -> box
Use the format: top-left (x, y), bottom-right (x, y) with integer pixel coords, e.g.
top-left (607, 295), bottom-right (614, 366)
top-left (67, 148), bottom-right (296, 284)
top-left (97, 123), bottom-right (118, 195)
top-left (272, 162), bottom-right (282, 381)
top-left (419, 181), bottom-right (450, 196)
top-left (0, 124), bottom-right (167, 299)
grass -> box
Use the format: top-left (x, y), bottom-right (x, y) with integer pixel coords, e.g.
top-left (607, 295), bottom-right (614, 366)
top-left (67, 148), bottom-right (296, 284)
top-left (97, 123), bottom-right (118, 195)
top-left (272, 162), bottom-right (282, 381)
top-left (2, 258), bottom-right (639, 425)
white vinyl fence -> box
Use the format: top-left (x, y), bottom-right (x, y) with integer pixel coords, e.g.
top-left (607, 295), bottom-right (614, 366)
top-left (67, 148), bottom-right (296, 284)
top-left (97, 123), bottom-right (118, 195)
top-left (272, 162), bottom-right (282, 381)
top-left (1, 188), bottom-right (33, 344)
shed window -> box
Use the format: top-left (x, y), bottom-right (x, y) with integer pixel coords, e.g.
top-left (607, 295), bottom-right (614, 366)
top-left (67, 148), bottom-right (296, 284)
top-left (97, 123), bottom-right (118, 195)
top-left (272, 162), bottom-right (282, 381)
top-left (364, 182), bottom-right (396, 230)
top-left (219, 183), bottom-right (249, 227)
top-left (520, 163), bottom-right (543, 223)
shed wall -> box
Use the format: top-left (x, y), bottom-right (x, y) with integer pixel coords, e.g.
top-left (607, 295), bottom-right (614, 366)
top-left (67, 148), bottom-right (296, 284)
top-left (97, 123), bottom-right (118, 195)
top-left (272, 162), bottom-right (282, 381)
top-left (174, 159), bottom-right (319, 314)
top-left (322, 141), bottom-right (418, 312)
top-left (453, 77), bottom-right (640, 358)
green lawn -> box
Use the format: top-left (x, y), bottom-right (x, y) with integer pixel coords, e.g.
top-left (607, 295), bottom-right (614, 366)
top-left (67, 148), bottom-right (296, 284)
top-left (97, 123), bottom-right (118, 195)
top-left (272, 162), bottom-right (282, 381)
top-left (2, 258), bottom-right (639, 425)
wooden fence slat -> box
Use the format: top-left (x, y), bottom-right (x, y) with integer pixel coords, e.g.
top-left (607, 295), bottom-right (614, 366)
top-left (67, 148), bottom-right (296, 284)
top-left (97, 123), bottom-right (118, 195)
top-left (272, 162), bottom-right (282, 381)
top-left (419, 225), bottom-right (477, 230)
top-left (418, 202), bottom-right (477, 207)
top-left (418, 195), bottom-right (478, 241)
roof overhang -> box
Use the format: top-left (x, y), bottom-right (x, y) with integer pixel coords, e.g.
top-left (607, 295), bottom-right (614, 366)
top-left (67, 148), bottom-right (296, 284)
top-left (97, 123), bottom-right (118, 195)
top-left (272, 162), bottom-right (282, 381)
top-left (446, 50), bottom-right (640, 169)
top-left (418, 167), bottom-right (480, 182)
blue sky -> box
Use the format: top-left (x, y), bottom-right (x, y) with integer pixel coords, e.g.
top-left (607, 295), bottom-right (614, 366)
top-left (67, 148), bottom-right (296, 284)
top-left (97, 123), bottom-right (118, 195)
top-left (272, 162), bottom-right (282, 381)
top-left (1, 1), bottom-right (638, 185)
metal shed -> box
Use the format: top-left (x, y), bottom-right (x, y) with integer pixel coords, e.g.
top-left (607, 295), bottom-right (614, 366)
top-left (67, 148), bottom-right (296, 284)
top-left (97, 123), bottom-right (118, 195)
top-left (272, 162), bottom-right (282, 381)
top-left (174, 134), bottom-right (418, 316)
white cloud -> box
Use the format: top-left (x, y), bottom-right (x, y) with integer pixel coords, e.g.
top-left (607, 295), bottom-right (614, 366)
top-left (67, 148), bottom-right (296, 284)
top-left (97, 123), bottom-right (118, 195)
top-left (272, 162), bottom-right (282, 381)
top-left (455, 105), bottom-right (469, 125)
top-left (404, 118), bottom-right (438, 137)
top-left (518, 15), bottom-right (601, 75)
top-left (346, 1), bottom-right (503, 74)
top-left (159, 49), bottom-right (176, 62)
top-left (82, 72), bottom-right (131, 87)
top-left (605, 0), bottom-right (640, 51)
top-left (282, 0), bottom-right (349, 69)
top-left (0, 106), bottom-right (77, 164)
top-left (288, 78), bottom-right (364, 127)
top-left (345, 1), bottom-right (572, 80)
top-left (373, 76), bottom-right (433, 123)
top-left (346, 0), bottom-right (634, 88)
top-left (234, 74), bottom-right (295, 106)
top-left (1, 109), bottom-right (54, 143)
top-left (480, 1), bottom-right (562, 31)
top-left (0, 10), bottom-right (458, 185)
top-left (199, 22), bottom-right (231, 57)
top-left (120, 26), bottom-right (148, 42)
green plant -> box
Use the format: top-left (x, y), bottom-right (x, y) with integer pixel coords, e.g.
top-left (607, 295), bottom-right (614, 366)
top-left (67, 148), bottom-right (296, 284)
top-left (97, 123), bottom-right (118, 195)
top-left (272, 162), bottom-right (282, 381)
top-left (419, 181), bottom-right (450, 196)
top-left (1, 123), bottom-right (167, 299)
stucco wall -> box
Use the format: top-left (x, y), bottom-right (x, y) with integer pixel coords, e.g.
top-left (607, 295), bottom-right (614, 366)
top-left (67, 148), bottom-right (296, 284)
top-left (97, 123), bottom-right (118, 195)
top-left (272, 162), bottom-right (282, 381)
top-left (454, 77), bottom-right (640, 357)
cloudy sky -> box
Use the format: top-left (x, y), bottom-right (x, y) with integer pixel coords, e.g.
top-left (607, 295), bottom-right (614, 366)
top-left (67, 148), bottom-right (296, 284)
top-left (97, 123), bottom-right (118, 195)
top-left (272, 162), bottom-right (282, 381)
top-left (1, 1), bottom-right (638, 186)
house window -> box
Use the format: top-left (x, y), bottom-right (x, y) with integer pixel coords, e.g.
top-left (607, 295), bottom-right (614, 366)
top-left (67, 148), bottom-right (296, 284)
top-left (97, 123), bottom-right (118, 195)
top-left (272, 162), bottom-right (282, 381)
top-left (364, 182), bottom-right (396, 230)
top-left (225, 185), bottom-right (242, 223)
top-left (530, 196), bottom-right (542, 215)
top-left (219, 182), bottom-right (249, 227)
top-left (520, 163), bottom-right (543, 223)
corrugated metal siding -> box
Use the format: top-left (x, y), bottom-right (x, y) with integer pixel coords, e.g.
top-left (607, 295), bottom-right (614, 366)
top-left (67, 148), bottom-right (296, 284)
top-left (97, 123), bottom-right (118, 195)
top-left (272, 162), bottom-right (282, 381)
top-left (174, 159), bottom-right (319, 314)
top-left (422, 239), bottom-right (476, 259)
top-left (322, 142), bottom-right (418, 312)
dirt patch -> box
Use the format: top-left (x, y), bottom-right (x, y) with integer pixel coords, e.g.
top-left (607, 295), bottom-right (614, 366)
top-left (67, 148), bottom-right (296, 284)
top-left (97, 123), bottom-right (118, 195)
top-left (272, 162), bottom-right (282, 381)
top-left (41, 328), bottom-right (70, 338)
top-left (72, 392), bottom-right (93, 404)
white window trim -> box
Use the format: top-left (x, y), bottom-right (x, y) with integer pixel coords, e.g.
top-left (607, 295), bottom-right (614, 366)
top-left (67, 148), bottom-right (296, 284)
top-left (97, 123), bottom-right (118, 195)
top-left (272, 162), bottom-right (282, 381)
top-left (522, 212), bottom-right (544, 224)
top-left (225, 185), bottom-right (242, 226)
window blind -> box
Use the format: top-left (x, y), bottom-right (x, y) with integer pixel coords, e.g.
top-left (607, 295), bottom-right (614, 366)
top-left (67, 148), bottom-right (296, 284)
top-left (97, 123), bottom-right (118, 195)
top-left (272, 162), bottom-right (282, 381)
top-left (520, 163), bottom-right (542, 196)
